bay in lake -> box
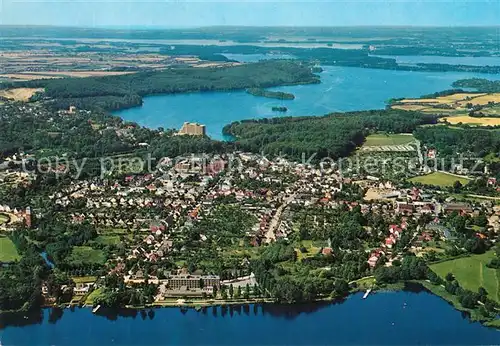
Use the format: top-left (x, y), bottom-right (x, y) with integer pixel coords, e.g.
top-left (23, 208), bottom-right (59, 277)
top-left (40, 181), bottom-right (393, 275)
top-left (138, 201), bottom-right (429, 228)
top-left (1, 291), bottom-right (499, 345)
top-left (114, 65), bottom-right (500, 139)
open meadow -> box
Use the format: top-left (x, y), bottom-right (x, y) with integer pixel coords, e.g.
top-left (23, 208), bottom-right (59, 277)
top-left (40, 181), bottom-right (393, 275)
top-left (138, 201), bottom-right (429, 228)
top-left (0, 88), bottom-right (44, 101)
top-left (408, 172), bottom-right (471, 187)
top-left (442, 115), bottom-right (500, 126)
top-left (0, 236), bottom-right (21, 262)
top-left (362, 133), bottom-right (415, 147)
top-left (68, 246), bottom-right (107, 267)
top-left (430, 251), bottom-right (500, 303)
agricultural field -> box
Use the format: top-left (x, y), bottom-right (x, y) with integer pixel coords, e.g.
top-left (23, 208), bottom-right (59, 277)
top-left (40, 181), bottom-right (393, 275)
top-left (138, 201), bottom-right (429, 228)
top-left (0, 88), bottom-right (44, 101)
top-left (442, 115), bottom-right (500, 126)
top-left (457, 94), bottom-right (500, 107)
top-left (0, 74), bottom-right (61, 81)
top-left (18, 71), bottom-right (135, 78)
top-left (391, 92), bottom-right (500, 120)
top-left (430, 251), bottom-right (500, 303)
top-left (363, 133), bottom-right (415, 147)
top-left (408, 172), bottom-right (471, 187)
top-left (0, 236), bottom-right (21, 262)
top-left (480, 105), bottom-right (500, 117)
top-left (67, 246), bottom-right (107, 266)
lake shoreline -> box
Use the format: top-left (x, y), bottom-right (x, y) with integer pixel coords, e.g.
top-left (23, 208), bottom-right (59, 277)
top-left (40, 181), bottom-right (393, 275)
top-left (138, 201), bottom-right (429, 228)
top-left (114, 65), bottom-right (500, 139)
top-left (9, 280), bottom-right (492, 330)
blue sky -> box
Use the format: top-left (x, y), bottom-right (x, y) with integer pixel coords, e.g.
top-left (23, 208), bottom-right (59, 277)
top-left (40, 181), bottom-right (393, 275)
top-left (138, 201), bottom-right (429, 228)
top-left (1, 0), bottom-right (499, 27)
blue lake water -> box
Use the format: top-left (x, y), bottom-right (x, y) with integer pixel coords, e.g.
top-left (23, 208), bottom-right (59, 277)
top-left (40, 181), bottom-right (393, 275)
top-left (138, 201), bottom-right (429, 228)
top-left (114, 66), bottom-right (500, 139)
top-left (1, 291), bottom-right (499, 345)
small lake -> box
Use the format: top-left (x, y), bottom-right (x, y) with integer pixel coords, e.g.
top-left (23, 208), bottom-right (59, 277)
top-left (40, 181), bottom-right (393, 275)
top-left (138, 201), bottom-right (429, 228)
top-left (371, 55), bottom-right (500, 67)
top-left (1, 291), bottom-right (499, 345)
top-left (114, 65), bottom-right (500, 139)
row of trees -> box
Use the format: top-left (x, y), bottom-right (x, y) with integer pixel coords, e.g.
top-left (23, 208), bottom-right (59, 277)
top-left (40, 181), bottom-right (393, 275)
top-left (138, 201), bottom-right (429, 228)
top-left (428, 271), bottom-right (499, 318)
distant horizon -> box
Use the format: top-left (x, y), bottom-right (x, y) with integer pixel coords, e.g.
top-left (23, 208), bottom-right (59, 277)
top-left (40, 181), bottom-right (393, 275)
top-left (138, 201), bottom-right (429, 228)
top-left (1, 1), bottom-right (499, 27)
top-left (2, 24), bottom-right (500, 29)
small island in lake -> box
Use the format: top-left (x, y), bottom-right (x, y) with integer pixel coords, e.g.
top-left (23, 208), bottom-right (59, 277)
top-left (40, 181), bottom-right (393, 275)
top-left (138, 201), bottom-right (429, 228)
top-left (271, 106), bottom-right (288, 112)
top-left (247, 88), bottom-right (295, 100)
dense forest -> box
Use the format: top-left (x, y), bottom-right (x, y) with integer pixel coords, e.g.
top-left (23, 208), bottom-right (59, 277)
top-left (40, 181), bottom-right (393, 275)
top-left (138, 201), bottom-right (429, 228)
top-left (2, 61), bottom-right (319, 111)
top-left (414, 125), bottom-right (500, 181)
top-left (452, 79), bottom-right (500, 93)
top-left (0, 102), bottom-right (232, 167)
top-left (414, 126), bottom-right (500, 159)
top-left (224, 110), bottom-right (437, 161)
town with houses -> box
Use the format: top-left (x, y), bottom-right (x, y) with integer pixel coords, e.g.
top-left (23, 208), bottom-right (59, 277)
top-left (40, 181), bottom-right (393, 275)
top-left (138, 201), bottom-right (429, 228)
top-left (1, 146), bottom-right (499, 308)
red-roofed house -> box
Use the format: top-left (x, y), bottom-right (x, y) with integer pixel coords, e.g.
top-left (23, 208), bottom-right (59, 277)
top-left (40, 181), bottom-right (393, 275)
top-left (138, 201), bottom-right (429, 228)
top-left (385, 235), bottom-right (396, 248)
top-left (322, 247), bottom-right (333, 256)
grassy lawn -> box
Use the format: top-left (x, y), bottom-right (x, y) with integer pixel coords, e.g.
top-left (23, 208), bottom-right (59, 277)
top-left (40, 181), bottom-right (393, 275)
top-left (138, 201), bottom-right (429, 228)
top-left (408, 172), bottom-right (471, 187)
top-left (68, 246), bottom-right (106, 266)
top-left (96, 235), bottom-right (121, 245)
top-left (430, 251), bottom-right (500, 303)
top-left (484, 152), bottom-right (500, 163)
top-left (350, 276), bottom-right (376, 288)
top-left (99, 227), bottom-right (129, 235)
top-left (0, 213), bottom-right (9, 225)
top-left (0, 236), bottom-right (20, 262)
top-left (295, 240), bottom-right (325, 260)
top-left (363, 133), bottom-right (414, 147)
top-left (85, 287), bottom-right (104, 305)
top-left (72, 276), bottom-right (97, 284)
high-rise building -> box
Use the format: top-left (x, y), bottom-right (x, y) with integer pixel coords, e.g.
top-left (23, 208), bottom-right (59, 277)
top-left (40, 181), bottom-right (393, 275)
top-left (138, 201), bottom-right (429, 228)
top-left (178, 122), bottom-right (206, 136)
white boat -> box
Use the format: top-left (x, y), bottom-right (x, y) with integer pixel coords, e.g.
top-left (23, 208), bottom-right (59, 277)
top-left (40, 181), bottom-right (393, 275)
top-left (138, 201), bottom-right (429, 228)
top-left (362, 289), bottom-right (372, 299)
top-left (92, 304), bottom-right (101, 313)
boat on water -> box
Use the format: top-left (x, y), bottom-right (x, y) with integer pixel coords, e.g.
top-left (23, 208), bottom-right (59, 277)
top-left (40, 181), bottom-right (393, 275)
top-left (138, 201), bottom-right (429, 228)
top-left (363, 289), bottom-right (372, 299)
top-left (92, 305), bottom-right (101, 314)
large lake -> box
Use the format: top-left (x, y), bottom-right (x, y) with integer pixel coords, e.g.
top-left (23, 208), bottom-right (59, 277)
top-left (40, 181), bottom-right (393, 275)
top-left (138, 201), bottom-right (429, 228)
top-left (114, 65), bottom-right (500, 139)
top-left (1, 291), bottom-right (499, 345)
top-left (371, 55), bottom-right (500, 67)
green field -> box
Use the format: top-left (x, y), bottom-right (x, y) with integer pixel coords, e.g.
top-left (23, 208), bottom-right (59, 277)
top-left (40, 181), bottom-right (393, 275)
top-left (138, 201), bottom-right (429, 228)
top-left (85, 287), bottom-right (104, 305)
top-left (295, 240), bottom-right (326, 260)
top-left (0, 213), bottom-right (9, 225)
top-left (484, 152), bottom-right (500, 163)
top-left (363, 133), bottom-right (414, 147)
top-left (408, 172), bottom-right (471, 187)
top-left (68, 246), bottom-right (106, 266)
top-left (0, 236), bottom-right (21, 262)
top-left (96, 235), bottom-right (121, 245)
top-left (72, 276), bottom-right (97, 284)
top-left (430, 251), bottom-right (500, 303)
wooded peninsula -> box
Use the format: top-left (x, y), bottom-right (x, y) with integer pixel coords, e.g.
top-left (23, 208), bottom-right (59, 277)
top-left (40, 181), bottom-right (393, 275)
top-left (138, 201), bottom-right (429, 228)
top-left (0, 61), bottom-right (318, 111)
